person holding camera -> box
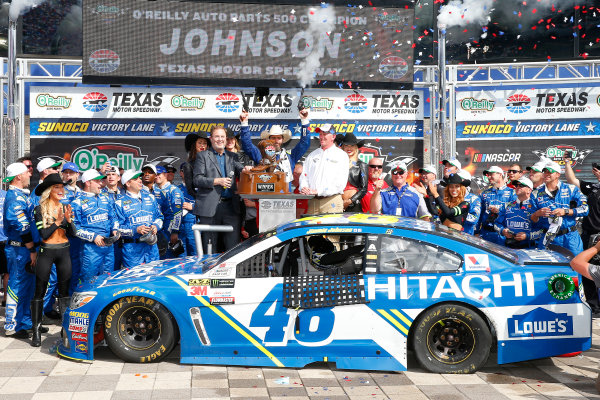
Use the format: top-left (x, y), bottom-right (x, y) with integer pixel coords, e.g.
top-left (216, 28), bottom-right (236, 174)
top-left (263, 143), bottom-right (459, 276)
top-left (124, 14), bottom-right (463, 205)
top-left (564, 152), bottom-right (600, 314)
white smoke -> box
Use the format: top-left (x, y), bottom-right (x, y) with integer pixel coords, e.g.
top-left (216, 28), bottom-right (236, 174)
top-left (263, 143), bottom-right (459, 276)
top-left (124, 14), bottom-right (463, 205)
top-left (54, 1), bottom-right (82, 55)
top-left (9, 0), bottom-right (46, 21)
top-left (296, 5), bottom-right (336, 88)
top-left (438, 0), bottom-right (494, 29)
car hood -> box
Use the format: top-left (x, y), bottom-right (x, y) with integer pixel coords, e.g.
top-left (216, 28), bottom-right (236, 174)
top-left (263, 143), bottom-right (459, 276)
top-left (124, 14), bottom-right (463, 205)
top-left (78, 255), bottom-right (219, 290)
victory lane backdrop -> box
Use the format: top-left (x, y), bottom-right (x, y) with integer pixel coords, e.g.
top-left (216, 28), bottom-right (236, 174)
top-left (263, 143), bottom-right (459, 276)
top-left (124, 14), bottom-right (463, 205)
top-left (29, 137), bottom-right (423, 185)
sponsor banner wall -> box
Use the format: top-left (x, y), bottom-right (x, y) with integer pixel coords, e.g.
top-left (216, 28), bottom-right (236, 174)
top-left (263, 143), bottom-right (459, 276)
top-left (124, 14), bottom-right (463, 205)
top-left (82, 0), bottom-right (414, 88)
top-left (29, 137), bottom-right (422, 182)
top-left (456, 87), bottom-right (600, 121)
top-left (30, 87), bottom-right (423, 120)
top-left (456, 138), bottom-right (598, 192)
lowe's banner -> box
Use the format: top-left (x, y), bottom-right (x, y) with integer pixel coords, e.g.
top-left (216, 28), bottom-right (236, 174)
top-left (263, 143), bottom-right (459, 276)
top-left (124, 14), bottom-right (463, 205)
top-left (82, 0), bottom-right (414, 89)
top-left (456, 87), bottom-right (600, 121)
top-left (30, 86), bottom-right (423, 138)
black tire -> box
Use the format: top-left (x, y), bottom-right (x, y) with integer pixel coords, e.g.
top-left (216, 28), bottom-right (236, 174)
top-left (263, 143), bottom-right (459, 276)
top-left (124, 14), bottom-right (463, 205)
top-left (411, 303), bottom-right (492, 374)
top-left (103, 296), bottom-right (177, 363)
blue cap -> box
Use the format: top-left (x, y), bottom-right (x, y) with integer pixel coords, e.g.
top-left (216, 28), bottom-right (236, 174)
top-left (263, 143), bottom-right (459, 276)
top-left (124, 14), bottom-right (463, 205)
top-left (155, 165), bottom-right (167, 174)
top-left (62, 162), bottom-right (79, 173)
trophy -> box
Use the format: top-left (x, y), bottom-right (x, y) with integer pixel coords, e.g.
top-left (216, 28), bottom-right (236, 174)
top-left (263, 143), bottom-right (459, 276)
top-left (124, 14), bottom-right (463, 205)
top-left (238, 139), bottom-right (289, 195)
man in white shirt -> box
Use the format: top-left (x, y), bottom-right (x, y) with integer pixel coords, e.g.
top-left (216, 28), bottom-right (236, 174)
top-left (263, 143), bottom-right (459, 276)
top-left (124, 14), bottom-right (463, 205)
top-left (299, 124), bottom-right (349, 215)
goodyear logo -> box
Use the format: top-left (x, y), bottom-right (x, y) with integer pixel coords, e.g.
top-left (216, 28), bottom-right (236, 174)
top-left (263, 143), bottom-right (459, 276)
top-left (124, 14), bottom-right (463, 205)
top-left (171, 95), bottom-right (205, 110)
top-left (36, 94), bottom-right (71, 109)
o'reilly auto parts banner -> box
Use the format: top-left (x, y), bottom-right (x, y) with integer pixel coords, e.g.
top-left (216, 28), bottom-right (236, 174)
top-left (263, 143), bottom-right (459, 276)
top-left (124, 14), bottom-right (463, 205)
top-left (30, 86), bottom-right (424, 174)
top-left (82, 0), bottom-right (414, 89)
top-left (456, 87), bottom-right (600, 122)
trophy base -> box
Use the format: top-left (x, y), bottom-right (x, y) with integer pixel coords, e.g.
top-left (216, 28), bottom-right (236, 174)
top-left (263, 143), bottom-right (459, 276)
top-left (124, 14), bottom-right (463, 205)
top-left (239, 170), bottom-right (289, 195)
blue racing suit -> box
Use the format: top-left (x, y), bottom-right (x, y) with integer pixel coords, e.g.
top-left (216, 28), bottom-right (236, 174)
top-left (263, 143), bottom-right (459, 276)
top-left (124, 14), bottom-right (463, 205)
top-left (72, 192), bottom-right (116, 284)
top-left (530, 182), bottom-right (588, 254)
top-left (463, 192), bottom-right (481, 235)
top-left (493, 197), bottom-right (543, 249)
top-left (3, 186), bottom-right (35, 332)
top-left (114, 191), bottom-right (163, 269)
top-left (240, 120), bottom-right (311, 187)
top-left (478, 185), bottom-right (516, 245)
top-left (154, 183), bottom-right (183, 259)
top-left (177, 183), bottom-right (197, 256)
top-left (102, 187), bottom-right (125, 270)
top-left (62, 185), bottom-right (82, 296)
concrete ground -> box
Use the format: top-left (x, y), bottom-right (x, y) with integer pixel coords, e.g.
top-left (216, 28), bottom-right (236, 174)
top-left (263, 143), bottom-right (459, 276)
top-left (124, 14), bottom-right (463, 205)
top-left (0, 314), bottom-right (599, 400)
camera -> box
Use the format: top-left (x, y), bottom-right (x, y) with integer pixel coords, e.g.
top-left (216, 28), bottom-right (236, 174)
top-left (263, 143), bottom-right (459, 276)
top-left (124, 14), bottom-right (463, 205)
top-left (593, 162), bottom-right (599, 171)
top-left (564, 149), bottom-right (573, 159)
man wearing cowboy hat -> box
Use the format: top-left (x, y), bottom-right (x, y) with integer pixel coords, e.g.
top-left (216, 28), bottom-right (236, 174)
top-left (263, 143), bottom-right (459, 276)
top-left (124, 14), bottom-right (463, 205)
top-left (239, 108), bottom-right (311, 186)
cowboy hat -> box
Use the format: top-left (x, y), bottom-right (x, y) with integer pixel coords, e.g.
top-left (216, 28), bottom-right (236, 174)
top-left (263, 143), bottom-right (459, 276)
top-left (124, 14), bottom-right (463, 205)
top-left (260, 125), bottom-right (292, 142)
top-left (184, 132), bottom-right (209, 152)
top-left (35, 173), bottom-right (70, 196)
top-left (339, 132), bottom-right (364, 148)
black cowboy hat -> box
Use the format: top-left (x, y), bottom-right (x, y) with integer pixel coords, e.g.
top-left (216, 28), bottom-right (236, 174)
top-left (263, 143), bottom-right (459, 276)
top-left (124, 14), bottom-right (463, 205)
top-left (444, 173), bottom-right (468, 187)
top-left (35, 173), bottom-right (69, 196)
top-left (184, 132), bottom-right (210, 152)
top-left (339, 132), bottom-right (364, 148)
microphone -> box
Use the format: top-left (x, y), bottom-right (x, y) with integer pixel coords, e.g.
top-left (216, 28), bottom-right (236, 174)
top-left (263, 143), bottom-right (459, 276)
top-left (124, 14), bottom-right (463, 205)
top-left (224, 170), bottom-right (234, 189)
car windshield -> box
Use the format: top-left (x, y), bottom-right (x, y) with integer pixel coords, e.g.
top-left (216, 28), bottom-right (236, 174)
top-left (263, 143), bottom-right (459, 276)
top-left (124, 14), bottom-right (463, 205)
top-left (435, 224), bottom-right (519, 263)
top-left (201, 229), bottom-right (277, 270)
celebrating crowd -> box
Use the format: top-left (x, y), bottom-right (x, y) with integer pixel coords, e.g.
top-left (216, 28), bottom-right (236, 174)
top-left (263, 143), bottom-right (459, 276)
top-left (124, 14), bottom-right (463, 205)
top-left (1, 110), bottom-right (600, 348)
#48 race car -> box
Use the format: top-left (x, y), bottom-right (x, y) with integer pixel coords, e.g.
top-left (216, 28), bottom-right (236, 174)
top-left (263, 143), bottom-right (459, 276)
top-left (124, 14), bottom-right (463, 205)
top-left (58, 213), bottom-right (591, 373)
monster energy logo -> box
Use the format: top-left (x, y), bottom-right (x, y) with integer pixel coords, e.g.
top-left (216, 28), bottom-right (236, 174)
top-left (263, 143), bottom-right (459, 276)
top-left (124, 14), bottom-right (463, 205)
top-left (210, 279), bottom-right (235, 288)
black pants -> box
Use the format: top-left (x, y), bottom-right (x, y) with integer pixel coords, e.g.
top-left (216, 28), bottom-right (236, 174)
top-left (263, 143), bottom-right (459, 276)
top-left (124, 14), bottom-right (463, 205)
top-left (197, 201), bottom-right (241, 254)
top-left (34, 242), bottom-right (71, 301)
top-left (581, 230), bottom-right (600, 311)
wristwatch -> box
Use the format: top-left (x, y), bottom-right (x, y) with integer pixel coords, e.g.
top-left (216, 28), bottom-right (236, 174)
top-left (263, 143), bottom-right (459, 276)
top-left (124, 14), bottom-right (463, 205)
top-left (564, 208), bottom-right (570, 216)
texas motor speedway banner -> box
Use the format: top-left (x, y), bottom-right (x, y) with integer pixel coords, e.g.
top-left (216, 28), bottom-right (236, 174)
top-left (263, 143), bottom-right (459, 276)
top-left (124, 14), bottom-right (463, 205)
top-left (30, 86), bottom-right (424, 174)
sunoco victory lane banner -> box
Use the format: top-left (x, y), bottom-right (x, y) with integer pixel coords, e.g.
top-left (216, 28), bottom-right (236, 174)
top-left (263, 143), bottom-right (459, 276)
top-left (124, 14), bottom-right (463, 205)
top-left (30, 87), bottom-right (424, 138)
top-left (82, 0), bottom-right (414, 88)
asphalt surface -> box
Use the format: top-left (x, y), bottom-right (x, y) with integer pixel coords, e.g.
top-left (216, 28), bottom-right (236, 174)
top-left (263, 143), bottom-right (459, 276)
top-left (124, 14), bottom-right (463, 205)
top-left (0, 311), bottom-right (599, 400)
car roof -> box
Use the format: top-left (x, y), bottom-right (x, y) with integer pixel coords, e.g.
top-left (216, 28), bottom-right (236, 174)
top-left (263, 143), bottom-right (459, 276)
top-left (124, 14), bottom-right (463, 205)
top-left (279, 213), bottom-right (436, 233)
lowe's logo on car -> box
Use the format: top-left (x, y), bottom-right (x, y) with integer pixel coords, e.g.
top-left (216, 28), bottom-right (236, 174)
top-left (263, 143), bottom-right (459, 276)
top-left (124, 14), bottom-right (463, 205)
top-left (367, 272), bottom-right (535, 300)
top-left (508, 308), bottom-right (573, 338)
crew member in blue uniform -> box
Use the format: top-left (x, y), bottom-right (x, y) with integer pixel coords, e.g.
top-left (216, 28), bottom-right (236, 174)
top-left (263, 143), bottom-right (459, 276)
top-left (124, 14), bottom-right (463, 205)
top-left (71, 169), bottom-right (118, 283)
top-left (478, 166), bottom-right (516, 245)
top-left (101, 166), bottom-right (125, 269)
top-left (177, 163), bottom-right (197, 256)
top-left (238, 107), bottom-right (311, 189)
top-left (3, 162), bottom-right (37, 338)
top-left (457, 170), bottom-right (481, 235)
top-left (114, 170), bottom-right (163, 269)
top-left (370, 161), bottom-right (431, 220)
top-left (493, 177), bottom-right (543, 249)
top-left (530, 161), bottom-right (588, 254)
top-left (60, 162), bottom-right (83, 295)
top-left (153, 165), bottom-right (183, 259)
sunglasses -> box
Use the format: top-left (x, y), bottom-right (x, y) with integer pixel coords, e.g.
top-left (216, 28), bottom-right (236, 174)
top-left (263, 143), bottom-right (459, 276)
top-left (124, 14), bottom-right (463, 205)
top-left (369, 165), bottom-right (383, 169)
top-left (24, 164), bottom-right (33, 169)
top-left (542, 168), bottom-right (558, 174)
top-left (507, 169), bottom-right (522, 174)
top-left (391, 169), bottom-right (406, 175)
top-left (512, 183), bottom-right (527, 188)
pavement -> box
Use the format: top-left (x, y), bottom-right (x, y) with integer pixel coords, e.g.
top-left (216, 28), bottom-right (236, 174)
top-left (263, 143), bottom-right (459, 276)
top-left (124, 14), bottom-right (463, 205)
top-left (0, 314), bottom-right (599, 400)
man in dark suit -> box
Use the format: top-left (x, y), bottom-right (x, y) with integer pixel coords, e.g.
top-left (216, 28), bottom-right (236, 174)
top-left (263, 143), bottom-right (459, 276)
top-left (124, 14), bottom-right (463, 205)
top-left (193, 126), bottom-right (251, 253)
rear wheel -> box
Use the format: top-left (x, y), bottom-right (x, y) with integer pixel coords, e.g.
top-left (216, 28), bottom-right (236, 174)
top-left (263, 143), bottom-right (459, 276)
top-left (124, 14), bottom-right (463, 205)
top-left (104, 297), bottom-right (177, 363)
top-left (411, 303), bottom-right (492, 373)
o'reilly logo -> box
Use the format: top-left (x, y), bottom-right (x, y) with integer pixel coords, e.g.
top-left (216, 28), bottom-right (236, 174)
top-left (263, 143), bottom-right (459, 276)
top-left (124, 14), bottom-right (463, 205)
top-left (460, 97), bottom-right (495, 112)
top-left (171, 95), bottom-right (205, 110)
top-left (36, 94), bottom-right (72, 109)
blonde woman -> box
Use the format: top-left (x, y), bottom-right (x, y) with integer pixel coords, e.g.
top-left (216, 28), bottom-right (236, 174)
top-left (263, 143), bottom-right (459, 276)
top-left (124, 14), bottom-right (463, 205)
top-left (31, 173), bottom-right (76, 347)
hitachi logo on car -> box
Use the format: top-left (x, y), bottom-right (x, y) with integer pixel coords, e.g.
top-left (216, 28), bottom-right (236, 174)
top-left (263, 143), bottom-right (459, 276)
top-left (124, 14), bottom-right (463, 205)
top-left (366, 273), bottom-right (535, 300)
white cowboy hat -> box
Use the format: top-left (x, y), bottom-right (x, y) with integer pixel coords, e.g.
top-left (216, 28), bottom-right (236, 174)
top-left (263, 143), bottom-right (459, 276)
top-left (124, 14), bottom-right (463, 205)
top-left (260, 125), bottom-right (292, 142)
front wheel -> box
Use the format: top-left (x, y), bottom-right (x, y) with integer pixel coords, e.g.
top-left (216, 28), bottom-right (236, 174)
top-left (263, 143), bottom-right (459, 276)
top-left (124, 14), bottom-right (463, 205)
top-left (411, 303), bottom-right (492, 373)
top-left (104, 296), bottom-right (177, 363)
